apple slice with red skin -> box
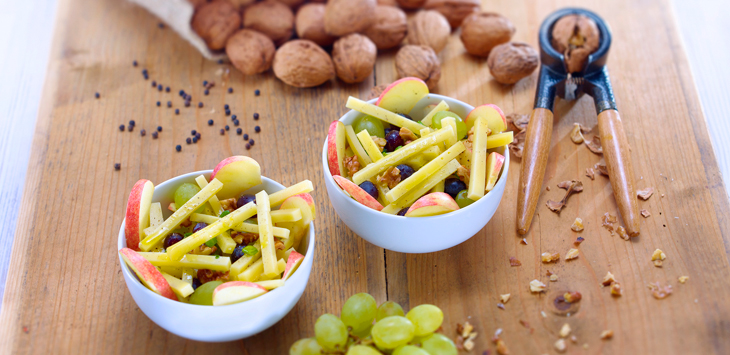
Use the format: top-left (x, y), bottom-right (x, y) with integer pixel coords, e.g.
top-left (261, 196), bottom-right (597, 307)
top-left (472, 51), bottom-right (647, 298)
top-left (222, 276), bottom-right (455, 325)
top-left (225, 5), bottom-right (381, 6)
top-left (376, 77), bottom-right (430, 114)
top-left (405, 192), bottom-right (460, 217)
top-left (278, 193), bottom-right (316, 249)
top-left (282, 250), bottom-right (304, 281)
top-left (212, 281), bottom-right (268, 306)
top-left (465, 104), bottom-right (507, 133)
top-left (485, 152), bottom-right (505, 192)
top-left (211, 156), bottom-right (262, 199)
top-left (125, 179), bottom-right (154, 251)
top-left (333, 175), bottom-right (384, 211)
top-left (119, 248), bottom-right (176, 300)
top-left (327, 121), bottom-right (347, 177)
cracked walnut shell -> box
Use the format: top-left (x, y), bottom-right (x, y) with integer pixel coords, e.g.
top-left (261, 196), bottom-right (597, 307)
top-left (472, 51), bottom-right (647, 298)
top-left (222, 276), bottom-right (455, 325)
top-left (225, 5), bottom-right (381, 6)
top-left (424, 0), bottom-right (480, 28)
top-left (460, 12), bottom-right (515, 57)
top-left (487, 42), bottom-right (539, 84)
top-left (407, 10), bottom-right (451, 53)
top-left (396, 45), bottom-right (441, 90)
top-left (551, 14), bottom-right (600, 73)
top-left (332, 34), bottom-right (377, 84)
top-left (243, 0), bottom-right (295, 46)
top-left (226, 29), bottom-right (276, 75)
top-left (363, 5), bottom-right (408, 50)
top-left (191, 1), bottom-right (242, 50)
top-left (295, 3), bottom-right (337, 47)
top-left (273, 40), bottom-right (335, 87)
top-left (325, 0), bottom-right (376, 37)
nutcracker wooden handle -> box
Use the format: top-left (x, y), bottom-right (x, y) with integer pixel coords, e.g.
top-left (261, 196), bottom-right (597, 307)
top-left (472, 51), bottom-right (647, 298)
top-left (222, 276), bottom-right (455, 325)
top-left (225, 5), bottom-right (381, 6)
top-left (516, 108), bottom-right (554, 235)
top-left (597, 109), bottom-right (640, 237)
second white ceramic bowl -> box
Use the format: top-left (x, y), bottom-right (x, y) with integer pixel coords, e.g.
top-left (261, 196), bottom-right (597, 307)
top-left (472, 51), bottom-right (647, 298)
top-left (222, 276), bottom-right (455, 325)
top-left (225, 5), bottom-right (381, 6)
top-left (322, 94), bottom-right (509, 253)
top-left (118, 170), bottom-right (315, 342)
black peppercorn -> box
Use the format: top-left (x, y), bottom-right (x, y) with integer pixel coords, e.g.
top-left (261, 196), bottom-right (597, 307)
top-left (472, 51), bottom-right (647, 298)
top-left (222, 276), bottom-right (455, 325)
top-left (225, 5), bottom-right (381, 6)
top-left (195, 133), bottom-right (201, 140)
top-left (204, 89), bottom-right (209, 96)
top-left (176, 145), bottom-right (181, 151)
top-left (152, 131), bottom-right (158, 139)
top-left (128, 125), bottom-right (134, 132)
top-left (255, 126), bottom-right (261, 133)
top-left (186, 137), bottom-right (192, 144)
top-left (243, 134), bottom-right (249, 140)
top-left (179, 90), bottom-right (184, 96)
top-left (224, 104), bottom-right (229, 110)
top-left (231, 114), bottom-right (237, 120)
top-left (225, 110), bottom-right (231, 116)
top-left (167, 101), bottom-right (172, 108)
top-left (157, 126), bottom-right (162, 132)
top-left (129, 120), bottom-right (136, 126)
top-left (254, 89), bottom-right (260, 96)
top-left (152, 80), bottom-right (156, 87)
top-left (158, 22), bottom-right (164, 29)
top-left (158, 84), bottom-right (163, 91)
top-left (220, 129), bottom-right (225, 135)
top-left (133, 60), bottom-right (138, 67)
top-left (140, 129), bottom-right (146, 137)
top-left (253, 113), bottom-right (259, 120)
top-left (114, 163), bottom-right (121, 170)
top-left (119, 125), bottom-right (125, 132)
top-left (249, 139), bottom-right (254, 146)
top-left (245, 144), bottom-right (251, 150)
top-left (166, 86), bottom-right (170, 93)
top-left (233, 120), bottom-right (239, 126)
top-left (175, 109), bottom-right (180, 115)
top-left (185, 101), bottom-right (190, 107)
top-left (208, 119), bottom-right (214, 126)
top-left (228, 88), bottom-right (233, 93)
top-left (225, 125), bottom-right (230, 131)
top-left (156, 101), bottom-right (161, 107)
top-left (193, 137), bottom-right (198, 143)
top-left (198, 102), bottom-right (203, 108)
top-left (236, 128), bottom-right (242, 135)
top-left (95, 92), bottom-right (100, 99)
top-left (191, 130), bottom-right (197, 136)
top-left (203, 80), bottom-right (208, 87)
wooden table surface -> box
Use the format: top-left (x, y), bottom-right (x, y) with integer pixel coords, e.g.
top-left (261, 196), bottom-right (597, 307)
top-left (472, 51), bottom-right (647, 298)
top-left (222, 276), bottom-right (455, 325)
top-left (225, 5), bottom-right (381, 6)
top-left (1, 0), bottom-right (730, 354)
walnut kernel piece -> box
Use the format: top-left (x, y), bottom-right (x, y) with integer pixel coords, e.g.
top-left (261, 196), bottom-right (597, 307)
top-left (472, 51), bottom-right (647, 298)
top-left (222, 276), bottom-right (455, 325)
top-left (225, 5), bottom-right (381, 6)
top-left (500, 294), bottom-right (511, 303)
top-left (332, 34), bottom-right (377, 84)
top-left (219, 198), bottom-right (237, 212)
top-left (506, 113), bottom-right (530, 132)
top-left (570, 123), bottom-right (586, 143)
top-left (231, 231), bottom-right (258, 245)
top-left (610, 282), bottom-right (622, 296)
top-left (602, 271), bottom-right (616, 286)
top-left (460, 12), bottom-right (515, 57)
top-left (226, 29), bottom-right (276, 76)
top-left (197, 269), bottom-right (229, 283)
top-left (641, 209), bottom-right (651, 218)
top-left (295, 3), bottom-right (337, 47)
top-left (554, 338), bottom-right (567, 353)
top-left (243, 1), bottom-right (295, 46)
top-left (602, 213), bottom-right (617, 234)
top-left (616, 226), bottom-right (629, 240)
top-left (678, 276), bottom-right (689, 284)
top-left (563, 291), bottom-right (582, 303)
top-left (487, 42), bottom-right (539, 84)
top-left (585, 135), bottom-right (603, 154)
top-left (407, 10), bottom-right (451, 53)
top-left (541, 252), bottom-right (560, 263)
top-left (509, 130), bottom-right (526, 159)
top-left (377, 166), bottom-right (401, 189)
top-left (509, 257), bottom-right (521, 267)
top-left (571, 217), bottom-right (584, 232)
top-left (559, 323), bottom-right (572, 338)
top-left (345, 155), bottom-right (361, 176)
top-left (460, 321), bottom-right (474, 338)
top-left (324, 0), bottom-right (376, 37)
top-left (585, 168), bottom-right (595, 180)
top-left (600, 330), bottom-right (614, 340)
top-left (400, 127), bottom-right (418, 142)
top-left (551, 14), bottom-right (600, 73)
top-left (363, 5), bottom-right (408, 50)
top-left (424, 0), bottom-right (481, 28)
top-left (530, 279), bottom-right (547, 293)
top-left (191, 0), bottom-right (242, 50)
top-left (565, 248), bottom-right (580, 260)
top-left (395, 45), bottom-right (441, 90)
top-left (574, 236), bottom-right (585, 246)
top-left (637, 187), bottom-right (655, 200)
top-left (372, 136), bottom-right (387, 151)
top-left (648, 282), bottom-right (673, 299)
top-left (273, 40), bottom-right (335, 88)
top-left (521, 238), bottom-right (528, 245)
top-left (495, 339), bottom-right (509, 355)
top-left (651, 249), bottom-right (667, 261)
top-left (456, 165), bottom-right (470, 185)
top-left (550, 274), bottom-right (559, 282)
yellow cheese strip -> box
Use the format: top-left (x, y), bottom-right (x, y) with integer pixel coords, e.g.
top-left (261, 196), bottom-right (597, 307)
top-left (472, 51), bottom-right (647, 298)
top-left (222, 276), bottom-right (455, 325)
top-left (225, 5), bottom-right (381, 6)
top-left (270, 208), bottom-right (302, 223)
top-left (422, 145), bottom-right (441, 160)
top-left (195, 175), bottom-right (223, 216)
top-left (420, 100), bottom-right (449, 126)
top-left (269, 180), bottom-right (314, 208)
top-left (181, 268), bottom-right (195, 285)
top-left (143, 202), bottom-right (164, 236)
top-left (257, 259), bottom-right (286, 281)
top-left (158, 265), bottom-right (183, 278)
top-left (357, 130), bottom-right (384, 162)
top-left (404, 154), bottom-right (429, 170)
top-left (230, 240), bottom-right (261, 276)
top-left (232, 221), bottom-right (290, 239)
top-left (189, 213), bottom-right (219, 224)
top-left (382, 159), bottom-right (461, 214)
top-left (346, 97), bottom-right (425, 135)
top-left (160, 271), bottom-right (195, 298)
top-left (441, 117), bottom-right (459, 148)
top-left (430, 179), bottom-right (445, 193)
top-left (373, 177), bottom-right (393, 204)
top-left (139, 179), bottom-right (223, 251)
top-left (255, 191), bottom-right (278, 278)
top-left (387, 142), bottom-right (465, 202)
top-left (487, 131), bottom-right (514, 149)
top-left (216, 230), bottom-right (236, 254)
top-left (238, 258), bottom-right (263, 282)
top-left (420, 127), bottom-right (432, 137)
top-left (352, 126), bottom-right (454, 185)
top-left (138, 252), bottom-right (231, 271)
top-left (254, 279), bottom-right (285, 290)
top-left (467, 117), bottom-right (489, 200)
top-left (166, 202), bottom-right (258, 261)
top-left (345, 125), bottom-right (373, 167)
top-left (191, 212), bottom-right (295, 232)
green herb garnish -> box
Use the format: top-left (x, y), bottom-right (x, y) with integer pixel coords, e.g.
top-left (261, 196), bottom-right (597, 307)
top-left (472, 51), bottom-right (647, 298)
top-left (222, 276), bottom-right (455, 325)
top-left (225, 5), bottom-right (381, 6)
top-left (184, 232), bottom-right (192, 237)
top-left (205, 237), bottom-right (217, 247)
top-left (243, 245), bottom-right (259, 256)
top-left (219, 210), bottom-right (231, 218)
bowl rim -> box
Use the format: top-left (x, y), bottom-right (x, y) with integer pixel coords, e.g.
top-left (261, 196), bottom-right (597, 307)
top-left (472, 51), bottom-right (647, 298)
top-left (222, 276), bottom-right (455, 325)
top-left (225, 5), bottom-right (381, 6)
top-left (117, 169), bottom-right (316, 308)
top-left (320, 93), bottom-right (510, 221)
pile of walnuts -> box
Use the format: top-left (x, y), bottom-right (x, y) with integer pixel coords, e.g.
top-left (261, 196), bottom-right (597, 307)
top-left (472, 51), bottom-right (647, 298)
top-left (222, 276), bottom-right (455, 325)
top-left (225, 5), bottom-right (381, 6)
top-left (190, 0), bottom-right (538, 88)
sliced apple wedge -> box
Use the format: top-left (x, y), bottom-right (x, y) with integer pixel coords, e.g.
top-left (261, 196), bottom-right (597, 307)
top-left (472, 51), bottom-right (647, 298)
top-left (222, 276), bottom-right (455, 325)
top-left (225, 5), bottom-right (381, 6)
top-left (405, 192), bottom-right (460, 217)
top-left (333, 175), bottom-right (384, 211)
top-left (278, 193), bottom-right (316, 249)
top-left (119, 248), bottom-right (176, 300)
top-left (283, 250), bottom-right (305, 281)
top-left (327, 121), bottom-right (347, 177)
top-left (485, 152), bottom-right (505, 192)
top-left (212, 281), bottom-right (268, 306)
top-left (465, 104), bottom-right (507, 133)
top-left (375, 77), bottom-right (429, 114)
top-left (160, 271), bottom-right (195, 298)
top-left (254, 279), bottom-right (285, 290)
top-left (210, 156), bottom-right (262, 199)
top-left (125, 179), bottom-right (154, 251)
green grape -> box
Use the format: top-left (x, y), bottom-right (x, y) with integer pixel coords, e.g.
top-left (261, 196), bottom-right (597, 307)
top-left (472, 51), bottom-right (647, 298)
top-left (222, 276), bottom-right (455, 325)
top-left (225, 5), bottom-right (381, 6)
top-left (342, 293), bottom-right (377, 333)
top-left (290, 338), bottom-right (324, 355)
top-left (188, 281), bottom-right (222, 305)
top-left (430, 111), bottom-right (467, 140)
top-left (455, 190), bottom-right (474, 208)
top-left (351, 324), bottom-right (373, 339)
top-left (353, 115), bottom-right (385, 138)
top-left (406, 304), bottom-right (443, 336)
top-left (371, 316), bottom-right (415, 349)
top-left (314, 314), bottom-right (348, 351)
top-left (376, 301), bottom-right (405, 321)
top-left (421, 333), bottom-right (457, 355)
top-left (174, 183), bottom-right (204, 213)
top-left (346, 345), bottom-right (382, 355)
top-left (393, 345), bottom-right (430, 355)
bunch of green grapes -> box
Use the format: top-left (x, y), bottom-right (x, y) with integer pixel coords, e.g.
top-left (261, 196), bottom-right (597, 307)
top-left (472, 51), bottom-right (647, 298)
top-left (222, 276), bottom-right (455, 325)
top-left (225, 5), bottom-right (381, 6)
top-left (290, 293), bottom-right (457, 355)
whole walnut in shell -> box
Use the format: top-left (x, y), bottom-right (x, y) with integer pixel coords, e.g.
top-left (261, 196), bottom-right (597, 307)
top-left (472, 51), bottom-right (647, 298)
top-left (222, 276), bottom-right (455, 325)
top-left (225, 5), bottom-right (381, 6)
top-left (424, 0), bottom-right (480, 28)
top-left (226, 29), bottom-right (276, 75)
top-left (397, 0), bottom-right (427, 9)
top-left (273, 40), bottom-right (335, 87)
top-left (551, 14), bottom-right (600, 73)
top-left (333, 34), bottom-right (377, 84)
top-left (406, 10), bottom-right (451, 53)
top-left (363, 5), bottom-right (408, 50)
top-left (324, 0), bottom-right (376, 37)
top-left (191, 1), bottom-right (242, 50)
top-left (243, 0), bottom-right (295, 46)
top-left (274, 0), bottom-right (306, 7)
top-left (296, 3), bottom-right (337, 47)
top-left (395, 45), bottom-right (441, 90)
top-left (460, 12), bottom-right (515, 57)
top-left (227, 0), bottom-right (256, 10)
top-left (487, 42), bottom-right (539, 84)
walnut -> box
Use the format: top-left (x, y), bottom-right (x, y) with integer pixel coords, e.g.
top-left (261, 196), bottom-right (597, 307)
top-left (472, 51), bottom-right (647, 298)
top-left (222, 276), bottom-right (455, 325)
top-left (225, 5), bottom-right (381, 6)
top-left (637, 187), bottom-right (655, 200)
top-left (226, 29), bottom-right (276, 75)
top-left (570, 123), bottom-right (586, 143)
top-left (541, 252), bottom-right (560, 263)
top-left (456, 165), bottom-right (470, 185)
top-left (601, 212), bottom-right (617, 234)
top-left (594, 161), bottom-right (609, 176)
top-left (243, 1), bottom-right (295, 46)
top-left (197, 269), bottom-right (229, 283)
top-left (563, 291), bottom-right (582, 303)
top-left (273, 40), bottom-right (335, 87)
top-left (551, 14), bottom-right (600, 73)
top-left (219, 198), bottom-right (237, 212)
top-left (191, 1), bottom-right (242, 50)
top-left (460, 12), bottom-right (515, 57)
top-left (602, 271), bottom-right (616, 286)
top-left (571, 217), bottom-right (584, 232)
top-left (372, 136), bottom-right (387, 151)
top-left (550, 274), bottom-right (559, 282)
top-left (499, 294), bottom-right (510, 303)
top-left (395, 45), bottom-right (441, 90)
top-left (508, 130), bottom-right (525, 158)
top-left (487, 42), bottom-right (539, 84)
top-left (400, 127), bottom-right (418, 142)
top-left (678, 276), bottom-right (689, 284)
top-left (275, 0), bottom-right (306, 7)
top-left (275, 240), bottom-right (285, 250)
top-left (559, 323), bottom-right (571, 338)
top-left (345, 155), bottom-right (361, 176)
top-left (600, 330), bottom-right (614, 340)
top-left (295, 3), bottom-right (337, 47)
top-left (651, 249), bottom-right (667, 263)
top-left (509, 256), bottom-right (521, 266)
top-left (406, 10), bottom-right (451, 53)
top-left (565, 248), bottom-right (580, 260)
top-left (554, 339), bottom-right (567, 353)
top-left (368, 84), bottom-right (389, 100)
top-left (585, 135), bottom-right (602, 154)
top-left (332, 34), bottom-right (377, 84)
top-left (363, 6), bottom-right (407, 50)
top-left (396, 0), bottom-right (426, 9)
top-left (529, 279), bottom-right (547, 293)
top-left (610, 282), bottom-right (622, 296)
top-left (506, 113), bottom-right (529, 132)
top-left (617, 226), bottom-right (629, 240)
top-left (231, 231), bottom-right (258, 245)
top-left (324, 0), bottom-right (376, 37)
top-left (574, 236), bottom-right (584, 246)
top-left (377, 166), bottom-right (401, 188)
top-left (424, 0), bottom-right (480, 28)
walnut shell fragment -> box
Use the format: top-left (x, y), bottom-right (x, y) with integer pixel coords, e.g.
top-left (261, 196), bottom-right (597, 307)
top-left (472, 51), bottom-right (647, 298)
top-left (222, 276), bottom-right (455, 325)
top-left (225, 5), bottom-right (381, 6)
top-left (243, 1), bottom-right (295, 46)
top-left (637, 187), bottom-right (655, 200)
top-left (272, 40), bottom-right (335, 87)
top-left (571, 217), bottom-right (584, 232)
top-left (395, 45), bottom-right (441, 90)
top-left (363, 5), bottom-right (408, 50)
top-left (295, 3), bottom-right (337, 47)
top-left (570, 123), bottom-right (588, 143)
top-left (424, 0), bottom-right (480, 28)
top-left (529, 279), bottom-right (547, 293)
top-left (407, 10), bottom-right (451, 53)
top-left (324, 0), bottom-right (376, 37)
top-left (509, 256), bottom-right (521, 266)
top-left (551, 14), bottom-right (600, 73)
top-left (585, 135), bottom-right (603, 154)
top-left (487, 42), bottom-right (539, 84)
top-left (547, 180), bottom-right (583, 213)
top-left (509, 130), bottom-right (526, 159)
top-left (460, 12), bottom-right (515, 57)
top-left (595, 161), bottom-right (609, 176)
top-left (226, 29), bottom-right (276, 75)
top-left (191, 1), bottom-right (242, 50)
top-left (507, 113), bottom-right (530, 132)
top-left (332, 34), bottom-right (377, 84)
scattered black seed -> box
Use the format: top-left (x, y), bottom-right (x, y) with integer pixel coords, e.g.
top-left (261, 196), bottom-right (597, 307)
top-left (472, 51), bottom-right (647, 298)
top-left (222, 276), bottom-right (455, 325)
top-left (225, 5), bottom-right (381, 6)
top-left (158, 84), bottom-right (163, 91)
top-left (191, 130), bottom-right (197, 136)
top-left (220, 129), bottom-right (225, 135)
top-left (129, 120), bottom-right (136, 126)
top-left (225, 125), bottom-right (230, 131)
top-left (143, 69), bottom-right (148, 75)
top-left (179, 90), bottom-right (184, 96)
top-left (128, 125), bottom-right (134, 132)
top-left (243, 134), bottom-right (249, 140)
top-left (95, 92), bottom-right (100, 99)
top-left (133, 60), bottom-right (138, 67)
top-left (236, 128), bottom-right (242, 135)
top-left (245, 144), bottom-right (251, 150)
top-left (203, 80), bottom-right (208, 87)
top-left (185, 101), bottom-right (191, 107)
top-left (218, 59), bottom-right (224, 64)
top-left (166, 87), bottom-right (170, 93)
top-left (255, 126), bottom-right (261, 133)
top-left (228, 87), bottom-right (233, 93)
top-left (119, 125), bottom-right (125, 132)
top-left (198, 102), bottom-right (203, 108)
top-left (204, 89), bottom-right (209, 96)
top-left (193, 137), bottom-right (198, 143)
top-left (231, 114), bottom-right (237, 120)
top-left (186, 137), bottom-right (192, 144)
top-left (176, 145), bottom-right (181, 152)
top-left (140, 129), bottom-right (146, 137)
top-left (225, 109), bottom-right (231, 116)
top-left (224, 104), bottom-right (230, 110)
top-left (156, 101), bottom-right (161, 107)
top-left (167, 101), bottom-right (172, 108)
top-left (175, 109), bottom-right (180, 115)
top-left (157, 126), bottom-right (162, 132)
top-left (152, 131), bottom-right (159, 139)
top-left (254, 89), bottom-right (260, 96)
top-left (195, 133), bottom-right (201, 139)
top-left (158, 22), bottom-right (165, 29)
top-left (233, 119), bottom-right (239, 126)
top-left (114, 163), bottom-right (121, 170)
top-left (152, 80), bottom-right (157, 87)
top-left (253, 113), bottom-right (259, 120)
top-left (249, 139), bottom-right (254, 146)
top-left (208, 119), bottom-right (214, 126)
top-left (143, 74), bottom-right (149, 80)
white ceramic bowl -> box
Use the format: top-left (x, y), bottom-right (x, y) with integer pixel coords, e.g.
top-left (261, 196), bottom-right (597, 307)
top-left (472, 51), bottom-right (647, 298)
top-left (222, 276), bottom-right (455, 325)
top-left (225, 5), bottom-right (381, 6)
top-left (322, 94), bottom-right (509, 253)
top-left (118, 170), bottom-right (315, 342)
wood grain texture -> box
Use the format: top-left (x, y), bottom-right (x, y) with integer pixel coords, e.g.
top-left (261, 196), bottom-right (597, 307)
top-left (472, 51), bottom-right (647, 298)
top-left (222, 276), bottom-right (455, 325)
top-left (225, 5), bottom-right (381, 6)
top-left (0, 0), bottom-right (729, 354)
top-left (516, 107), bottom-right (554, 235)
